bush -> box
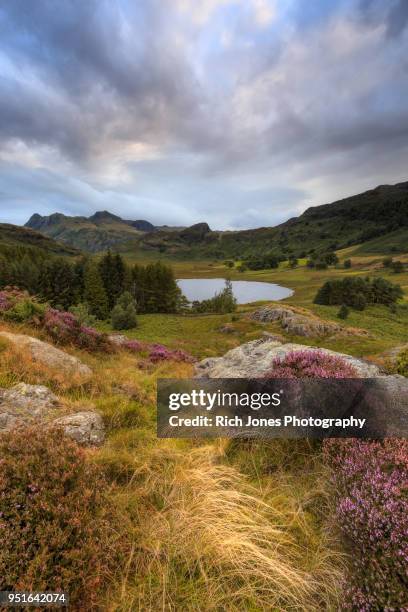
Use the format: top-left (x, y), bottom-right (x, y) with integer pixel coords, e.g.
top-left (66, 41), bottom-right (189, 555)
top-left (0, 288), bottom-right (45, 323)
top-left (69, 302), bottom-right (97, 326)
top-left (265, 349), bottom-right (357, 378)
top-left (111, 292), bottom-right (137, 330)
top-left (343, 259), bottom-right (352, 269)
top-left (148, 343), bottom-right (194, 363)
top-left (323, 439), bottom-right (408, 610)
top-left (391, 260), bottom-right (404, 273)
top-left (337, 304), bottom-right (349, 319)
top-left (43, 308), bottom-right (113, 352)
top-left (396, 348), bottom-right (408, 376)
top-left (382, 256), bottom-right (393, 268)
top-left (0, 427), bottom-right (122, 609)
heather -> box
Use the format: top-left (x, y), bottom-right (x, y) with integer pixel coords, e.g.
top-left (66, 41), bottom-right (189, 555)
top-left (0, 427), bottom-right (126, 610)
top-left (324, 439), bottom-right (408, 610)
top-left (266, 349), bottom-right (357, 378)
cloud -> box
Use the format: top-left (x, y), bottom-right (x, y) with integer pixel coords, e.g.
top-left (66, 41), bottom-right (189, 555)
top-left (0, 0), bottom-right (407, 229)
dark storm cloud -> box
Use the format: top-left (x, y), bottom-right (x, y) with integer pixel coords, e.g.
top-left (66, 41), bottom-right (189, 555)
top-left (0, 0), bottom-right (407, 229)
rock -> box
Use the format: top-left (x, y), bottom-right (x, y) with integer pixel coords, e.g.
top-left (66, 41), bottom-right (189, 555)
top-left (195, 337), bottom-right (381, 379)
top-left (0, 383), bottom-right (60, 430)
top-left (108, 334), bottom-right (128, 346)
top-left (0, 331), bottom-right (92, 380)
top-left (0, 383), bottom-right (104, 446)
top-left (250, 306), bottom-right (344, 337)
top-left (53, 411), bottom-right (105, 446)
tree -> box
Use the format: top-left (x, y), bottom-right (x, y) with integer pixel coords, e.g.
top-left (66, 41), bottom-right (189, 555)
top-left (337, 304), bottom-right (349, 319)
top-left (83, 262), bottom-right (109, 319)
top-left (343, 259), bottom-right (352, 269)
top-left (111, 291), bottom-right (137, 330)
top-left (99, 251), bottom-right (127, 309)
top-left (383, 257), bottom-right (393, 268)
top-left (288, 256), bottom-right (298, 268)
top-left (39, 258), bottom-right (77, 309)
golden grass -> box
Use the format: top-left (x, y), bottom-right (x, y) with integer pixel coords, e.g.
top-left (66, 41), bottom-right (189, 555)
top-left (100, 441), bottom-right (342, 611)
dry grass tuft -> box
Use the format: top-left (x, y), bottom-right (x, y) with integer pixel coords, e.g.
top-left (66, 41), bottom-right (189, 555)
top-left (106, 442), bottom-right (342, 611)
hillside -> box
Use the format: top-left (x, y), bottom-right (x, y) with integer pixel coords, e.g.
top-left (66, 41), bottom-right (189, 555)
top-left (24, 181), bottom-right (408, 257)
top-left (0, 223), bottom-right (79, 257)
top-left (138, 181), bottom-right (408, 259)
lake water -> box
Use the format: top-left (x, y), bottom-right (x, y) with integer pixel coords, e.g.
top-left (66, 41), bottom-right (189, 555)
top-left (176, 278), bottom-right (293, 304)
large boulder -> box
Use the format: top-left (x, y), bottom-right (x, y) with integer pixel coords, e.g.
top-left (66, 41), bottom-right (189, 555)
top-left (0, 382), bottom-right (104, 446)
top-left (195, 337), bottom-right (381, 378)
top-left (0, 331), bottom-right (92, 380)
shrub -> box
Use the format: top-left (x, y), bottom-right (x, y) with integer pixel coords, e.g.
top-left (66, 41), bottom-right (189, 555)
top-left (343, 259), bottom-right (352, 269)
top-left (148, 343), bottom-right (194, 363)
top-left (0, 427), bottom-right (122, 609)
top-left (323, 439), bottom-right (408, 610)
top-left (337, 304), bottom-right (349, 319)
top-left (69, 302), bottom-right (97, 326)
top-left (396, 348), bottom-right (408, 376)
top-left (111, 292), bottom-right (137, 330)
top-left (382, 256), bottom-right (393, 268)
top-left (43, 308), bottom-right (113, 352)
top-left (265, 349), bottom-right (357, 378)
top-left (0, 288), bottom-right (45, 323)
top-left (391, 260), bottom-right (404, 273)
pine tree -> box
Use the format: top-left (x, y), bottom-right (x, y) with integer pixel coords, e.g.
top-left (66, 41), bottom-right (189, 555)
top-left (83, 262), bottom-right (109, 319)
top-left (39, 258), bottom-right (77, 309)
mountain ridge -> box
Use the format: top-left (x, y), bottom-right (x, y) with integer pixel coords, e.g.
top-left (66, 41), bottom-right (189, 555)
top-left (23, 181), bottom-right (408, 257)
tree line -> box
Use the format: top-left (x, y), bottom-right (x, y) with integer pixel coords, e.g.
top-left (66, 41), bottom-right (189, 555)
top-left (0, 247), bottom-right (182, 320)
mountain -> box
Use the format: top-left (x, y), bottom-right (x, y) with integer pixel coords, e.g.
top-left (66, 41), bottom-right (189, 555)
top-left (24, 181), bottom-right (408, 257)
top-left (138, 181), bottom-right (408, 258)
top-left (0, 223), bottom-right (79, 257)
top-left (25, 210), bottom-right (156, 253)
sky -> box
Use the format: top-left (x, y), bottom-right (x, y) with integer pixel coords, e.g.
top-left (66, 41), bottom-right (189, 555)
top-left (0, 0), bottom-right (407, 230)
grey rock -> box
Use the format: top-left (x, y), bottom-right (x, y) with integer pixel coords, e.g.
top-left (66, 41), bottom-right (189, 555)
top-left (0, 383), bottom-right (105, 446)
top-left (108, 334), bottom-right (128, 346)
top-left (0, 383), bottom-right (60, 426)
top-left (195, 337), bottom-right (381, 379)
top-left (0, 332), bottom-right (92, 380)
top-left (53, 411), bottom-right (105, 446)
top-left (250, 306), bottom-right (341, 337)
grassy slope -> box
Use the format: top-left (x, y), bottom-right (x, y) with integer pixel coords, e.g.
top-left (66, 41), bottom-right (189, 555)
top-left (0, 322), bottom-right (342, 610)
top-left (0, 223), bottom-right (79, 257)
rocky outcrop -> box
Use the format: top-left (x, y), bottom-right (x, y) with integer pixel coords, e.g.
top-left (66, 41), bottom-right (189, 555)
top-left (0, 331), bottom-right (92, 380)
top-left (249, 306), bottom-right (343, 337)
top-left (0, 383), bottom-right (104, 446)
top-left (195, 337), bottom-right (381, 378)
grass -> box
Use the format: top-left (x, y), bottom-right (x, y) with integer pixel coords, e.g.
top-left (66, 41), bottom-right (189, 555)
top-left (0, 317), bottom-right (344, 610)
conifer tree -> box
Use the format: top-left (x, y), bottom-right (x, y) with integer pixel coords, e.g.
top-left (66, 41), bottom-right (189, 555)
top-left (83, 262), bottom-right (109, 319)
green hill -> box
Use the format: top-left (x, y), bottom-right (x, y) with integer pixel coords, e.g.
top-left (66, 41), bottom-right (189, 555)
top-left (0, 223), bottom-right (79, 257)
top-left (138, 181), bottom-right (408, 259)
